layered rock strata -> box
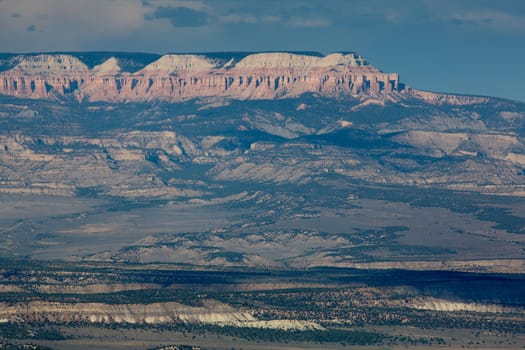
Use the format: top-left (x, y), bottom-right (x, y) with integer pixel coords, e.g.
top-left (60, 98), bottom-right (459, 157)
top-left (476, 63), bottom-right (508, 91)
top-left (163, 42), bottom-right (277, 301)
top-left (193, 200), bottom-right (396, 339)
top-left (0, 52), bottom-right (404, 102)
top-left (0, 300), bottom-right (322, 330)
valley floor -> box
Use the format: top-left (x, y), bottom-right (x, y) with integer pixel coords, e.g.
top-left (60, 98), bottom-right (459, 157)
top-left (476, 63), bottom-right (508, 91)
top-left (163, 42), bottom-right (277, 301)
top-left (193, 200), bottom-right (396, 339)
top-left (9, 324), bottom-right (525, 350)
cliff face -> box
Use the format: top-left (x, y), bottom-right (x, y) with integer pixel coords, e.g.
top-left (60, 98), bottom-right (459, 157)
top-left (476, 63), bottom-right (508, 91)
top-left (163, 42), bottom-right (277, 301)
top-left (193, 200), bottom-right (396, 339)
top-left (0, 300), bottom-right (322, 330)
top-left (0, 52), bottom-right (404, 102)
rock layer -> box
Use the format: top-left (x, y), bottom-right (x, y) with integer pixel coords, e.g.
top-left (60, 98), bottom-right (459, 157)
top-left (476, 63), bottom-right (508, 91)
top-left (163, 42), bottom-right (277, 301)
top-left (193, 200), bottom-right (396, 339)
top-left (0, 300), bottom-right (323, 330)
top-left (0, 52), bottom-right (404, 102)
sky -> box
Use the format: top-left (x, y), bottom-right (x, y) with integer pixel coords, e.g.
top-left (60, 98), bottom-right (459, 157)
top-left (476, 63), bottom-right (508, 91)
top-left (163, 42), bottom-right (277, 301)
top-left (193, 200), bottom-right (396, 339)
top-left (0, 0), bottom-right (524, 102)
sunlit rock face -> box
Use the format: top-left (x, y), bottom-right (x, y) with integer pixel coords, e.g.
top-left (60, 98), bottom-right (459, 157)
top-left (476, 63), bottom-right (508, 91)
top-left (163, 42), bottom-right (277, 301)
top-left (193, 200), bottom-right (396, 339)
top-left (0, 300), bottom-right (323, 330)
top-left (0, 52), bottom-right (404, 102)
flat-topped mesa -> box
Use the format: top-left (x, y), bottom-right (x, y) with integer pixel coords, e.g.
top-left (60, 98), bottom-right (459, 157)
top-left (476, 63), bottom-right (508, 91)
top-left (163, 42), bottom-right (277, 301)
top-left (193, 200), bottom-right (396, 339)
top-left (234, 52), bottom-right (321, 69)
top-left (317, 53), bottom-right (368, 67)
top-left (138, 54), bottom-right (217, 74)
top-left (233, 52), bottom-right (368, 69)
top-left (1, 54), bottom-right (90, 98)
top-left (0, 52), bottom-right (405, 101)
top-left (11, 54), bottom-right (89, 74)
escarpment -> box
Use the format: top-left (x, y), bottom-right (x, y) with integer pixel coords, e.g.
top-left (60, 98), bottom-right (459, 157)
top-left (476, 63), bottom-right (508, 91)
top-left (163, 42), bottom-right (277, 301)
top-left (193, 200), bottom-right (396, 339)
top-left (0, 300), bottom-right (323, 330)
top-left (0, 52), bottom-right (405, 102)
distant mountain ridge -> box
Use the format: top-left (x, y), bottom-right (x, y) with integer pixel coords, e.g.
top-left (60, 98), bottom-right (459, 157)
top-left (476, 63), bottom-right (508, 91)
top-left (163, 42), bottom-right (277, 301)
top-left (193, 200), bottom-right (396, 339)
top-left (1, 50), bottom-right (525, 271)
top-left (0, 51), bottom-right (407, 102)
top-left (0, 51), bottom-right (349, 72)
top-left (1, 50), bottom-right (524, 200)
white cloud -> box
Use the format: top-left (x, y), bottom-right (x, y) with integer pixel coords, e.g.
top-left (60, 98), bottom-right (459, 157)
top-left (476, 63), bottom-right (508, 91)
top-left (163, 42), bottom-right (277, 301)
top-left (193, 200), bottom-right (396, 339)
top-left (218, 13), bottom-right (258, 25)
top-left (2, 0), bottom-right (146, 32)
top-left (287, 17), bottom-right (331, 28)
top-left (420, 0), bottom-right (525, 33)
top-left (217, 13), bottom-right (282, 25)
top-left (447, 11), bottom-right (525, 32)
top-left (261, 15), bottom-right (280, 23)
top-left (142, 0), bottom-right (207, 10)
top-left (0, 0), bottom-right (148, 51)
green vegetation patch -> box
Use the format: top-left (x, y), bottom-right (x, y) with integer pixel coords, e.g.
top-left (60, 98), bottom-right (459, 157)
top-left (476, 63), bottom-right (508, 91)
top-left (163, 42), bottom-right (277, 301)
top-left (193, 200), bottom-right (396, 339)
top-left (0, 323), bottom-right (67, 341)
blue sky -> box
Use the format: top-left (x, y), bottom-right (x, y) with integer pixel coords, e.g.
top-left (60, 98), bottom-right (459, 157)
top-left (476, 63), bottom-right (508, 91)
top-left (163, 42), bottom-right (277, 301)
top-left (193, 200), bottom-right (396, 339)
top-left (0, 0), bottom-right (524, 101)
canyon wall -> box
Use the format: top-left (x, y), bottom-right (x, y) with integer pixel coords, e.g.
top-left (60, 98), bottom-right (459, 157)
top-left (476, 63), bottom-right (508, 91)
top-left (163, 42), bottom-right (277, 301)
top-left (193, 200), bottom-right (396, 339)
top-left (0, 52), bottom-right (404, 102)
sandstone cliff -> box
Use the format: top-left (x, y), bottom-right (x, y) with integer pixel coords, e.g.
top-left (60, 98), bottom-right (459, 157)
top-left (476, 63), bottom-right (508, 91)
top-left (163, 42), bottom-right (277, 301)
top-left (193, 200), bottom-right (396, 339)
top-left (0, 52), bottom-right (404, 102)
top-left (0, 299), bottom-right (322, 330)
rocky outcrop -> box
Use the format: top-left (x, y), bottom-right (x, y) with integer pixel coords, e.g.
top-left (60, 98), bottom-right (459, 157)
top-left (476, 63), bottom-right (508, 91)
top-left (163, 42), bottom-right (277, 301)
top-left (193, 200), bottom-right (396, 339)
top-left (0, 52), bottom-right (404, 102)
top-left (0, 132), bottom-right (205, 198)
top-left (0, 300), bottom-right (253, 324)
top-left (401, 297), bottom-right (525, 314)
top-left (0, 299), bottom-right (323, 330)
top-left (337, 259), bottom-right (525, 274)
